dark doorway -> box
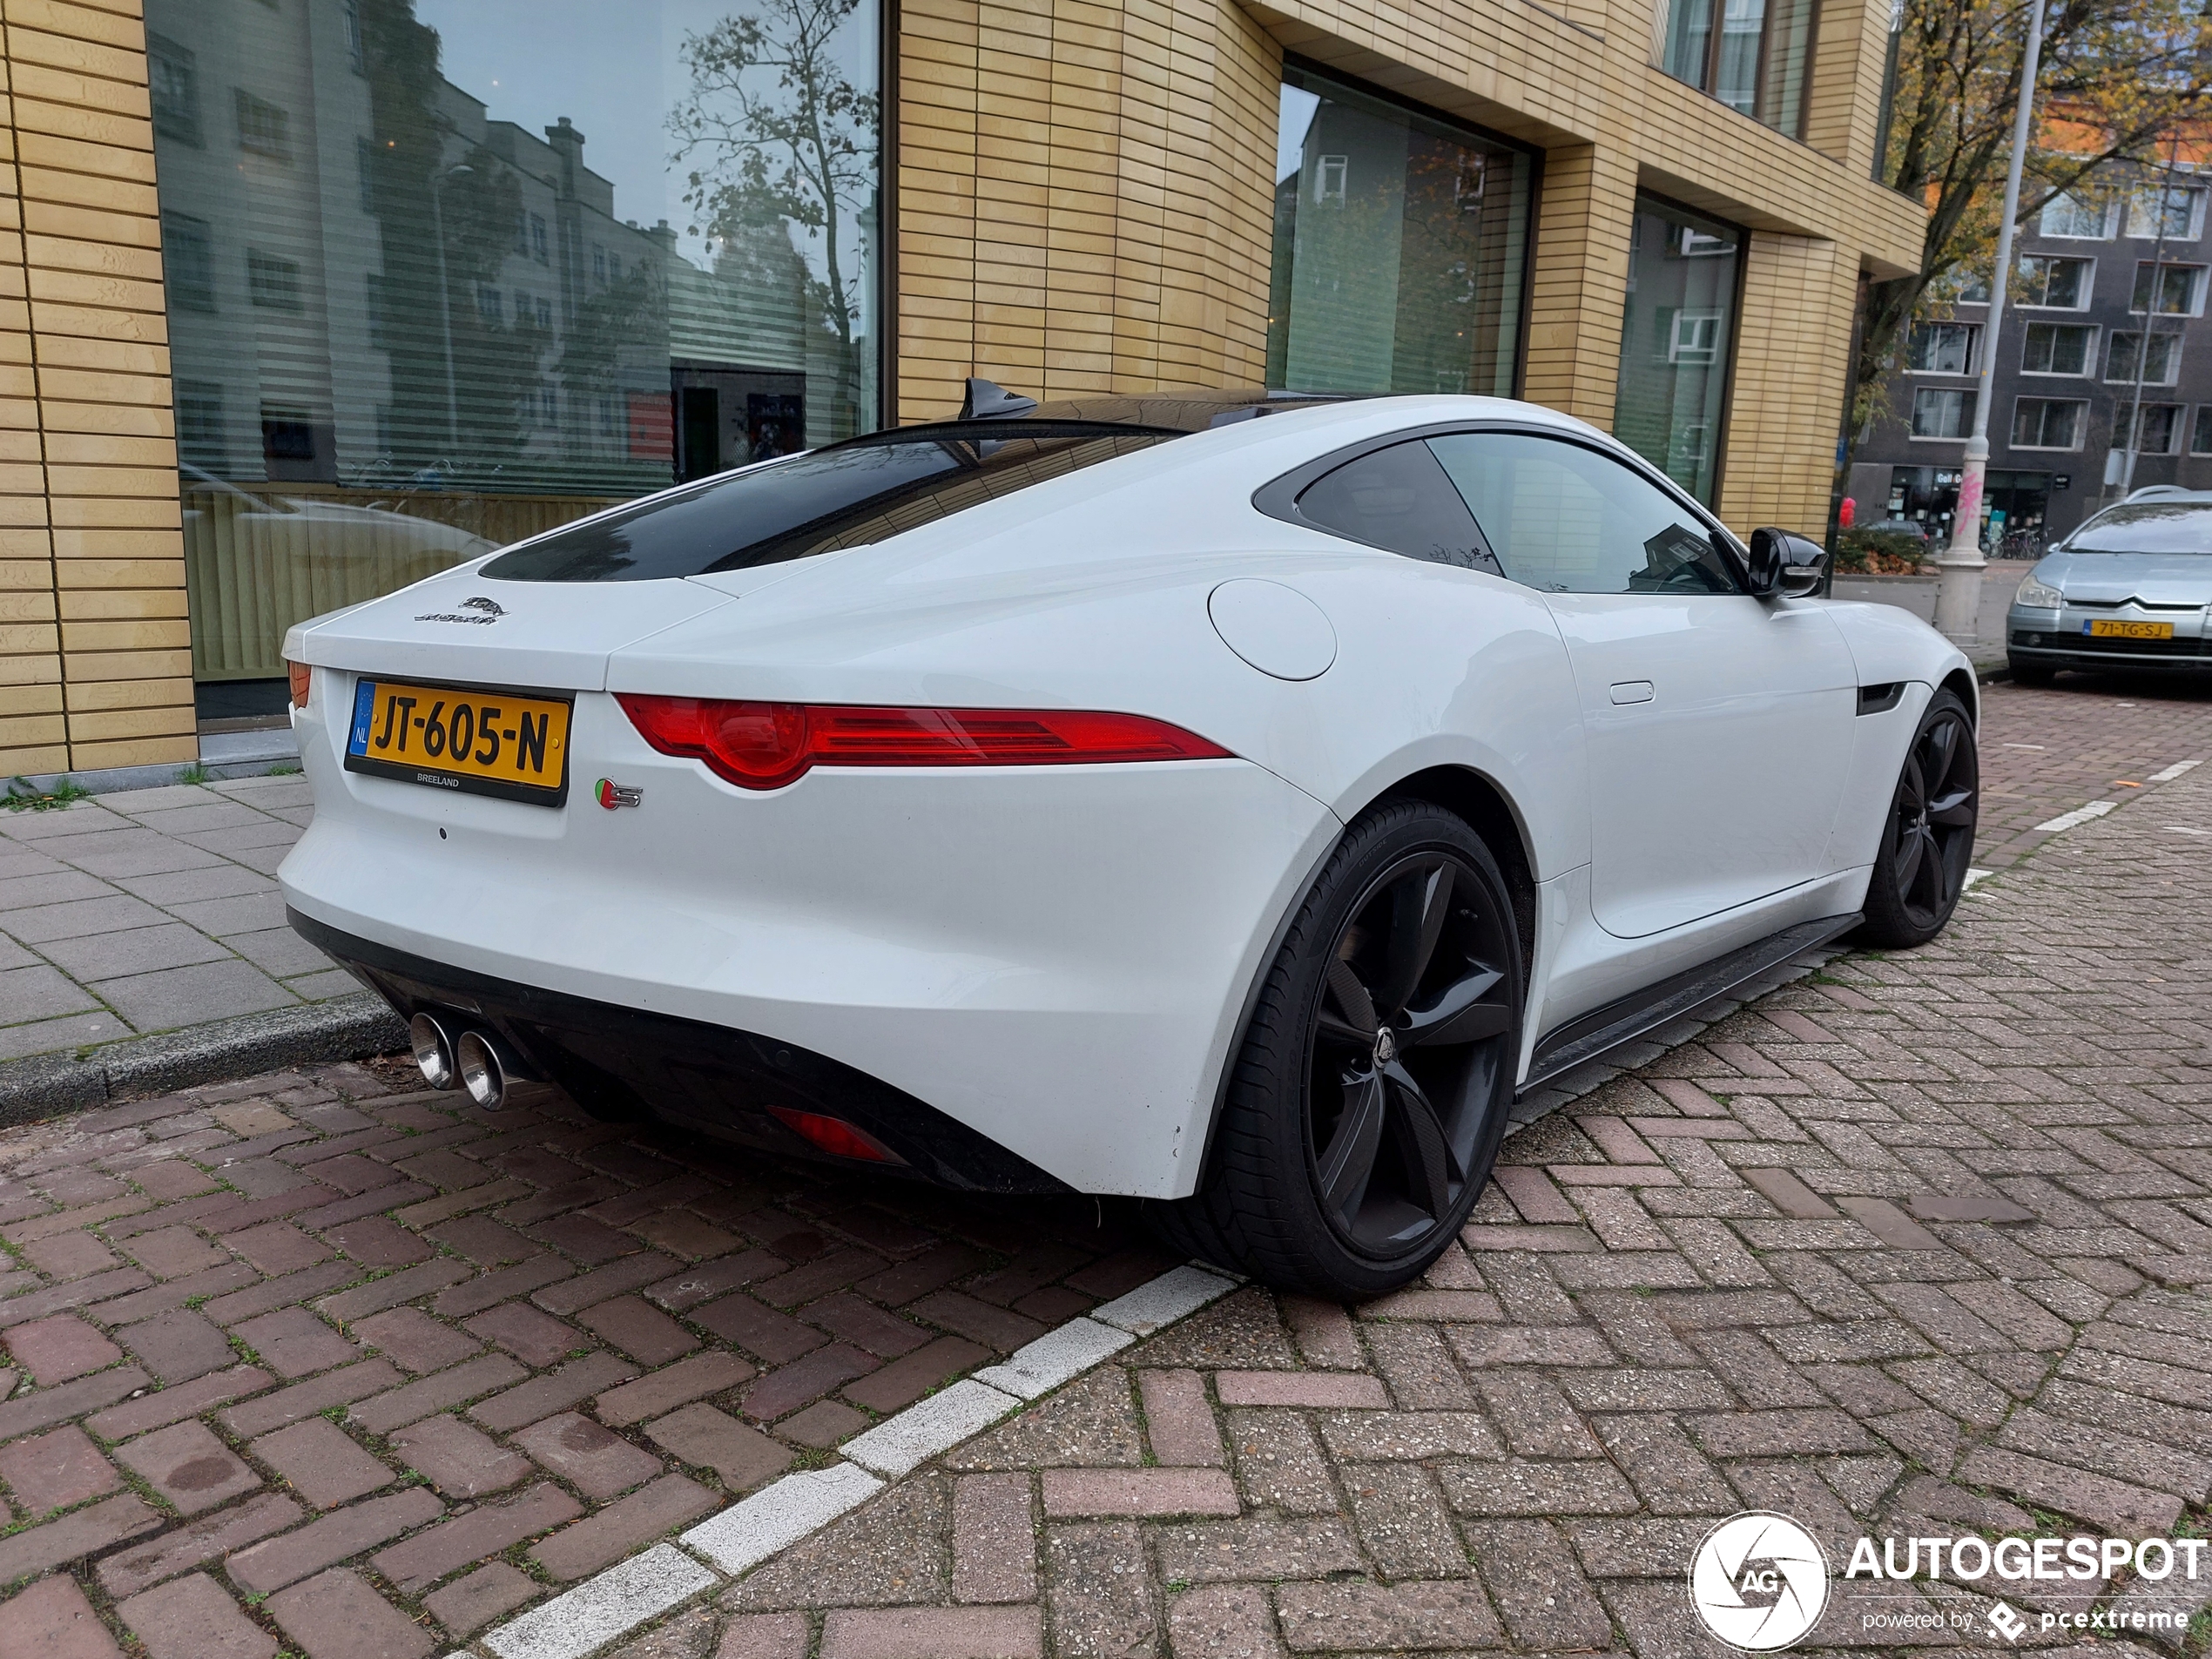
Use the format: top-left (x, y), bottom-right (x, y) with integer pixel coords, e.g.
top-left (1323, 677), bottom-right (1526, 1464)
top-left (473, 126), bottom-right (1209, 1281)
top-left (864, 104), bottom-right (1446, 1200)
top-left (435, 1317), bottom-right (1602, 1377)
top-left (671, 361), bottom-right (806, 478)
top-left (679, 388), bottom-right (722, 482)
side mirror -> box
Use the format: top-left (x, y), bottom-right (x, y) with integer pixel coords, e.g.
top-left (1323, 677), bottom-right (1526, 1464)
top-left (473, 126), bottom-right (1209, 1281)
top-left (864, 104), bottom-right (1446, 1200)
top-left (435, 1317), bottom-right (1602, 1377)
top-left (1746, 528), bottom-right (1828, 598)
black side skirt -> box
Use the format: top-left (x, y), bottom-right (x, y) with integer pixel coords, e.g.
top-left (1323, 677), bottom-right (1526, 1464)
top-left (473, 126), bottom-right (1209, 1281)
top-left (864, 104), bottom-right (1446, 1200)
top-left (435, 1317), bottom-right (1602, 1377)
top-left (1521, 913), bottom-right (1861, 1093)
top-left (289, 910), bottom-right (1073, 1195)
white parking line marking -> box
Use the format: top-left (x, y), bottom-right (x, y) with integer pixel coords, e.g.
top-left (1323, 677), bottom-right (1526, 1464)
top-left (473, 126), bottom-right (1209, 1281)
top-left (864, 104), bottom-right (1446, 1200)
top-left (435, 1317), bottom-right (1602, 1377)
top-left (973, 1316), bottom-right (1136, 1399)
top-left (1089, 1263), bottom-right (1238, 1336)
top-left (482, 1546), bottom-right (716, 1659)
top-left (2034, 799), bottom-right (2119, 833)
top-left (2002, 743), bottom-right (2046, 750)
top-left (2169, 826), bottom-right (2209, 837)
top-left (2150, 759), bottom-right (2203, 782)
top-left (1962, 867), bottom-right (1993, 891)
top-left (681, 1461), bottom-right (884, 1576)
top-left (843, 1379), bottom-right (1023, 1477)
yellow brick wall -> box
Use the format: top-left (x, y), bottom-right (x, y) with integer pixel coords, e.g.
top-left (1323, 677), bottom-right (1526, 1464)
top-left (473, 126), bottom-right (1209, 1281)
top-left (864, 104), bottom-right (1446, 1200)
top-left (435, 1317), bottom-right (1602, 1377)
top-left (0, 0), bottom-right (190, 779)
top-left (900, 0), bottom-right (1928, 535)
top-left (897, 0), bottom-right (1283, 422)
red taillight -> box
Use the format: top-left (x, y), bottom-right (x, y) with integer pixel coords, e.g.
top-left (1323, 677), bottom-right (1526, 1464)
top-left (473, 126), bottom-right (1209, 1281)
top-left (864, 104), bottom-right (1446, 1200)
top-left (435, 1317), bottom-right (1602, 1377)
top-left (615, 696), bottom-right (1232, 791)
top-left (288, 661), bottom-right (311, 709)
top-left (768, 1106), bottom-right (904, 1164)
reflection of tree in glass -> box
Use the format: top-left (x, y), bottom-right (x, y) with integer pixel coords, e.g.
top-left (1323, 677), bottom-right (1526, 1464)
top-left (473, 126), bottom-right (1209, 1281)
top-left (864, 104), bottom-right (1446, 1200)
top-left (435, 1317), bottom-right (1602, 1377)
top-left (359, 0), bottom-right (535, 484)
top-left (671, 0), bottom-right (879, 358)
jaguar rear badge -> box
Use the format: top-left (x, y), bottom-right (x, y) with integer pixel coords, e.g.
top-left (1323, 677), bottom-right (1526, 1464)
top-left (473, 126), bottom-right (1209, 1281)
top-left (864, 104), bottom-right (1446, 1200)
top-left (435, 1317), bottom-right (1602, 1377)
top-left (461, 596), bottom-right (506, 617)
top-left (595, 779), bottom-right (644, 810)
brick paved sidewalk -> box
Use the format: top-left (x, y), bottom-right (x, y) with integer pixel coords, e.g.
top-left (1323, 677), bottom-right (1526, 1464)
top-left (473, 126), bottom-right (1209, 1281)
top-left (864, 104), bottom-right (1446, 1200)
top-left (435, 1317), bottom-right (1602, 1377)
top-left (0, 775), bottom-right (356, 1062)
top-left (0, 683), bottom-right (2205, 1659)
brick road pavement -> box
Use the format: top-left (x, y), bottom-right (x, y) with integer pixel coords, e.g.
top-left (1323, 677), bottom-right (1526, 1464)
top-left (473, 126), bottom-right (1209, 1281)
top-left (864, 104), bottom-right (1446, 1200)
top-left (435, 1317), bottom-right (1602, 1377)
top-left (0, 685), bottom-right (2208, 1659)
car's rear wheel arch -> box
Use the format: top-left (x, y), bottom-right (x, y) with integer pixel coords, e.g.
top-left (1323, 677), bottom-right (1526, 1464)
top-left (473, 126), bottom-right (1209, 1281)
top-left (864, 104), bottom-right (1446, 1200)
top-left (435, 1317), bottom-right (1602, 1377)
top-left (1369, 765), bottom-right (1537, 988)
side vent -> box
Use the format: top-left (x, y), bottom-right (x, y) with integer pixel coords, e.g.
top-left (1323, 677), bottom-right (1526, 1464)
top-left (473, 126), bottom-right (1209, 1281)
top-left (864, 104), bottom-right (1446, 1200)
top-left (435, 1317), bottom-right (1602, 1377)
top-left (1856, 683), bottom-right (1905, 716)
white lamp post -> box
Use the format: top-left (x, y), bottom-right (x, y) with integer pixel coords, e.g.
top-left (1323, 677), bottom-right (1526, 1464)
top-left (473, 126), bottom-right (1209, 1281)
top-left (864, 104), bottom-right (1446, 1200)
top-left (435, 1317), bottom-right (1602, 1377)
top-left (1932, 0), bottom-right (2047, 644)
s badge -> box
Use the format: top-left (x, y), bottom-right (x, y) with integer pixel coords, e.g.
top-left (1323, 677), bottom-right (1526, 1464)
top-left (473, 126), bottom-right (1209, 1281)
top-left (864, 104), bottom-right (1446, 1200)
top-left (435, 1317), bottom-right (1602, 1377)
top-left (595, 779), bottom-right (644, 810)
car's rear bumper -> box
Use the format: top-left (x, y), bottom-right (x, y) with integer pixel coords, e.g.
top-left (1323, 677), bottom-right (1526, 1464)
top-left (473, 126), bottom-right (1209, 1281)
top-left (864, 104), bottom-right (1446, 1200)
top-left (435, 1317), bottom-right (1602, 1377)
top-left (294, 910), bottom-right (1074, 1193)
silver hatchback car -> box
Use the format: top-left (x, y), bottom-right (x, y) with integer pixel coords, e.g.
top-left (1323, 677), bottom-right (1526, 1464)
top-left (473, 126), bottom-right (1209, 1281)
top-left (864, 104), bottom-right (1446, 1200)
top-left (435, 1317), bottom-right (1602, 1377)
top-left (2007, 488), bottom-right (2212, 684)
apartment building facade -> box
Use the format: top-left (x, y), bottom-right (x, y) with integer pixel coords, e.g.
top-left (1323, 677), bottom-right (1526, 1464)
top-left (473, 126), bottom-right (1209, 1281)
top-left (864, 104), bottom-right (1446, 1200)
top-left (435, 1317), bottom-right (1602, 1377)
top-left (1, 0), bottom-right (1923, 780)
top-left (1848, 160), bottom-right (2212, 550)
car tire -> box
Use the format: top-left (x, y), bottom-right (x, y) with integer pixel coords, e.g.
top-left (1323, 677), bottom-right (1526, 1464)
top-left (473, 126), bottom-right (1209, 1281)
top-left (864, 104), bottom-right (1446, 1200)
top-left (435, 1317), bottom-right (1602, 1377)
top-left (1153, 800), bottom-right (1523, 1298)
top-left (2007, 659), bottom-right (2055, 688)
top-left (1853, 687), bottom-right (1979, 950)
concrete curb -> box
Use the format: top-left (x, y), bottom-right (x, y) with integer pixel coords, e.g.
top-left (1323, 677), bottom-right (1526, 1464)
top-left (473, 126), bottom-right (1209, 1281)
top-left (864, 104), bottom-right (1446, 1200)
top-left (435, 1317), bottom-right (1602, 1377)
top-left (0, 992), bottom-right (406, 1123)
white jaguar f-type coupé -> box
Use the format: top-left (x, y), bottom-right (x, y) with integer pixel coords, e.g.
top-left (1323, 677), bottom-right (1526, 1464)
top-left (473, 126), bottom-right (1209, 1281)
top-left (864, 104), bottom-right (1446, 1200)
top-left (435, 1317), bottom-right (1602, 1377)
top-left (280, 385), bottom-right (1978, 1297)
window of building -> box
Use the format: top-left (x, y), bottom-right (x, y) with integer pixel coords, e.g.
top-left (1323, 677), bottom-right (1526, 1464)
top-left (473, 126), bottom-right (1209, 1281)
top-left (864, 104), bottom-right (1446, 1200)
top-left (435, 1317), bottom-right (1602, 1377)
top-left (1615, 196), bottom-right (1741, 505)
top-left (1266, 66), bottom-right (1533, 405)
top-left (174, 381), bottom-right (226, 470)
top-left (2020, 322), bottom-right (2094, 376)
top-left (2038, 192), bottom-right (2114, 239)
top-left (593, 245), bottom-right (607, 284)
top-left (2126, 185), bottom-right (2208, 242)
top-left (1658, 0), bottom-right (1818, 138)
top-left (2106, 330), bottom-right (2182, 385)
top-left (1911, 388), bottom-right (1969, 439)
top-left (1905, 321), bottom-right (1979, 374)
top-left (147, 34), bottom-right (202, 146)
top-left (150, 0), bottom-right (886, 685)
top-left (1954, 268), bottom-right (1992, 305)
top-left (2131, 262), bottom-right (2208, 315)
top-left (2011, 398), bottom-right (2086, 449)
top-left (162, 212), bottom-right (215, 313)
top-left (261, 407), bottom-right (314, 462)
top-left (246, 250), bottom-right (301, 311)
top-left (234, 90), bottom-right (292, 163)
top-left (2014, 256), bottom-right (2091, 308)
top-left (2123, 403), bottom-right (2184, 455)
top-left (2193, 406), bottom-right (2212, 455)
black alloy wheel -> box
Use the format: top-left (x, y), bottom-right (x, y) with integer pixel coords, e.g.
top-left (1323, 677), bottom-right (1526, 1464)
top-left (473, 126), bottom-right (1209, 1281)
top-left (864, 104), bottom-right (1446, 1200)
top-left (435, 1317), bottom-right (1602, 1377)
top-left (1856, 688), bottom-right (1979, 948)
top-left (1306, 851), bottom-right (1515, 1256)
top-left (1152, 801), bottom-right (1523, 1298)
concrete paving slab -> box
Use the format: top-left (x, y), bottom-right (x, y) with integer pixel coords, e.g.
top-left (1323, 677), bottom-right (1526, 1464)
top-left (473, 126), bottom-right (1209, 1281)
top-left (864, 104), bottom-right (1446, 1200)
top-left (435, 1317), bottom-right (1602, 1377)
top-left (0, 803), bottom-right (132, 840)
top-left (115, 865), bottom-right (280, 907)
top-left (282, 969), bottom-right (361, 1001)
top-left (165, 893), bottom-right (290, 938)
top-left (0, 870), bottom-right (117, 911)
top-left (3, 893), bottom-right (171, 943)
top-left (129, 802), bottom-right (280, 835)
top-left (39, 923), bottom-right (236, 981)
top-left (91, 959), bottom-right (297, 1032)
top-left (0, 962), bottom-right (102, 1022)
top-left (0, 1009), bottom-right (132, 1060)
top-left (227, 927), bottom-right (334, 978)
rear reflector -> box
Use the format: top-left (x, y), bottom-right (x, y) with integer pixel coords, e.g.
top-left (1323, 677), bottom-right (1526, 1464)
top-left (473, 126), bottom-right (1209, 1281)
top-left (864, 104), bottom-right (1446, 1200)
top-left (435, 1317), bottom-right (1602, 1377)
top-left (288, 661), bottom-right (311, 709)
top-left (615, 696), bottom-right (1232, 791)
top-left (767, 1106), bottom-right (905, 1164)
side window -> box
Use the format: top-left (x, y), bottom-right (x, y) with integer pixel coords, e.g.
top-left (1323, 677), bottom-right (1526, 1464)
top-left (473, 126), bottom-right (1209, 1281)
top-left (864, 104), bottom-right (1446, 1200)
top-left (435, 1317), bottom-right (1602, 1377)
top-left (1427, 432), bottom-right (1740, 595)
top-left (1291, 441), bottom-right (1498, 571)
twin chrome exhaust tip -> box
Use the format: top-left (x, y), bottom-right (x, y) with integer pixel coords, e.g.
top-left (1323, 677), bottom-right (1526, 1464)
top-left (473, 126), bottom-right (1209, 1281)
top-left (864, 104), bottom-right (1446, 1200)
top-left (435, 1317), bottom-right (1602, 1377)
top-left (408, 1012), bottom-right (534, 1110)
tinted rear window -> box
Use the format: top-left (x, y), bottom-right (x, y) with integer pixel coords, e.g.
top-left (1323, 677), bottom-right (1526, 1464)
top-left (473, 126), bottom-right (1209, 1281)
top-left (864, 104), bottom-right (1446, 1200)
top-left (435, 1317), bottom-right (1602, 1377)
top-left (2062, 502), bottom-right (2212, 555)
top-left (483, 423), bottom-right (1177, 583)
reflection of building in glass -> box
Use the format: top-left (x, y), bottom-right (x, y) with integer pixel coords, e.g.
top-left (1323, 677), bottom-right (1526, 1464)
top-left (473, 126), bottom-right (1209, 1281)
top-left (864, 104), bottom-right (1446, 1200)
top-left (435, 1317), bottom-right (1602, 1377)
top-left (1615, 199), bottom-right (1741, 506)
top-left (1265, 69), bottom-right (1530, 401)
top-left (145, 0), bottom-right (880, 680)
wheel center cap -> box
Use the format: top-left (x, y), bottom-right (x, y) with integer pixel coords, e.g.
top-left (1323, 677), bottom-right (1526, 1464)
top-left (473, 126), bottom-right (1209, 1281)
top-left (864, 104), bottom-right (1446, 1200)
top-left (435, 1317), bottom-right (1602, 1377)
top-left (1374, 1027), bottom-right (1399, 1065)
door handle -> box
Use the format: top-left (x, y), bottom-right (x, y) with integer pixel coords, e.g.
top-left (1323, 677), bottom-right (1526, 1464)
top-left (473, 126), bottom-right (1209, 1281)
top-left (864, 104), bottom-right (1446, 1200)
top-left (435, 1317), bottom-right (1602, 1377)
top-left (1609, 681), bottom-right (1655, 705)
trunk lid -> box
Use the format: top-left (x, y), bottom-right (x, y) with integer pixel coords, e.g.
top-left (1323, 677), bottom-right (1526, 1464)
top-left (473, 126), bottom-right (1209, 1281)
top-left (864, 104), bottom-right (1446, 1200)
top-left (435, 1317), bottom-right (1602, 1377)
top-left (288, 563), bottom-right (740, 691)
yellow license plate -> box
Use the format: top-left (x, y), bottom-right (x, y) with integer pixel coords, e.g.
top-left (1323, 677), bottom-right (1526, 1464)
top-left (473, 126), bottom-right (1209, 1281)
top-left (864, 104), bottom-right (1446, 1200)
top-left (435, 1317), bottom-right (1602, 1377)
top-left (344, 678), bottom-right (572, 805)
top-left (2084, 619), bottom-right (2174, 639)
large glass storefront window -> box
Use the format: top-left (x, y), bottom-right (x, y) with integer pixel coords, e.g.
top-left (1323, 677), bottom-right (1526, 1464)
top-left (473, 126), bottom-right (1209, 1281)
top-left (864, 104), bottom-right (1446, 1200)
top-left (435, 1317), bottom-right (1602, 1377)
top-left (149, 0), bottom-right (884, 688)
top-left (1266, 67), bottom-right (1532, 399)
top-left (1614, 196), bottom-right (1742, 505)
